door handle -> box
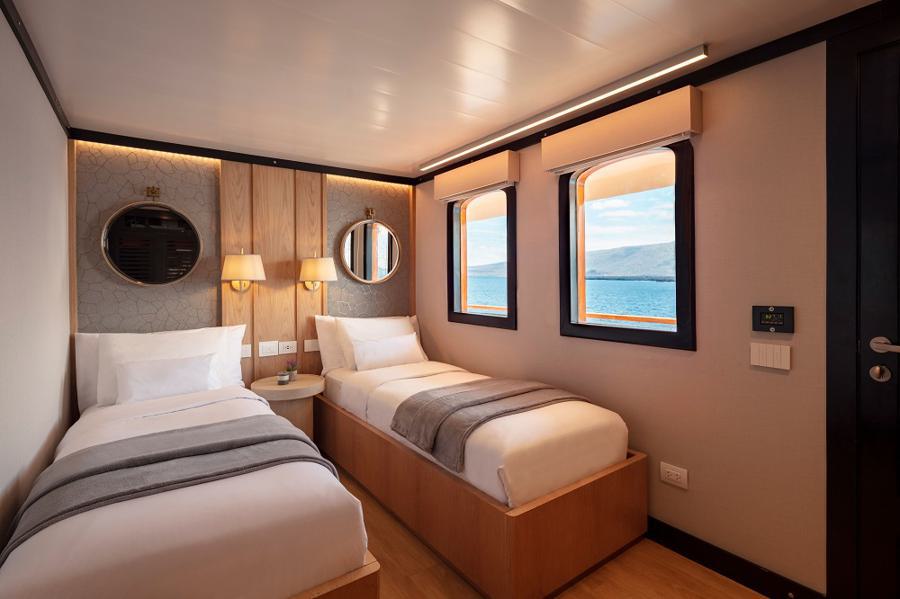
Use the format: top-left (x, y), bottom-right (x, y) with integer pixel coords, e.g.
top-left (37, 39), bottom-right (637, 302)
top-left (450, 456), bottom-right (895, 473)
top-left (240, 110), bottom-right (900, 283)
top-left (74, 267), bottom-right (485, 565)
top-left (870, 336), bottom-right (900, 353)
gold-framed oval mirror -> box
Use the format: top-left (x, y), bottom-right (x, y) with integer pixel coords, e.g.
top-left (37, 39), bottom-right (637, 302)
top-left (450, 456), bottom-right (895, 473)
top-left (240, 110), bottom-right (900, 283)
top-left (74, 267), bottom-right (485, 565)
top-left (101, 202), bottom-right (202, 286)
top-left (340, 219), bottom-right (401, 284)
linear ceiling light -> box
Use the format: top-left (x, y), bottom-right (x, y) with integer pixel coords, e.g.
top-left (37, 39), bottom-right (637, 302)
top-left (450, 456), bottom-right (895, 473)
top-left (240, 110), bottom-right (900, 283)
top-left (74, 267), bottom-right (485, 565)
top-left (419, 45), bottom-right (708, 172)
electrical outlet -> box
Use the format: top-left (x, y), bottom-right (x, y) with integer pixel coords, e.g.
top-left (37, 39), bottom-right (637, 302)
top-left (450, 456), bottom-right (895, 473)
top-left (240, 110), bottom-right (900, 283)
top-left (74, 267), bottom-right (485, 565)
top-left (660, 462), bottom-right (689, 490)
top-left (278, 340), bottom-right (297, 354)
top-left (241, 344), bottom-right (252, 359)
top-left (258, 341), bottom-right (279, 357)
top-left (304, 339), bottom-right (320, 352)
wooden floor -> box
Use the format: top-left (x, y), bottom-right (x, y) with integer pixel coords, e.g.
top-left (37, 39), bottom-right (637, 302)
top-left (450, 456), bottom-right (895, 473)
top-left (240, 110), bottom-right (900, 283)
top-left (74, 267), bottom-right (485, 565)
top-left (342, 473), bottom-right (762, 598)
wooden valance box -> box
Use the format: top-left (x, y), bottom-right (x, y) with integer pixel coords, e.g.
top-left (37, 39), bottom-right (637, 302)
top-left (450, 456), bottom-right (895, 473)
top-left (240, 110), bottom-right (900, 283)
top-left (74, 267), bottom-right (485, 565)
top-left (315, 394), bottom-right (648, 599)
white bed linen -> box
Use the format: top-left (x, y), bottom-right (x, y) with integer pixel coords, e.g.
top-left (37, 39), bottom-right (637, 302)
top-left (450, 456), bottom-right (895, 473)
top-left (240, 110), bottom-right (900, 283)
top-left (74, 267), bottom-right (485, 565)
top-left (0, 387), bottom-right (368, 599)
top-left (324, 362), bottom-right (628, 507)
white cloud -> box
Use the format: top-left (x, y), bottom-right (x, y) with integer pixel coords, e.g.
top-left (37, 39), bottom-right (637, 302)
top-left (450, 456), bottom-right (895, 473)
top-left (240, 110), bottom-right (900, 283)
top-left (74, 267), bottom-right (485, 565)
top-left (600, 210), bottom-right (641, 218)
top-left (593, 198), bottom-right (630, 209)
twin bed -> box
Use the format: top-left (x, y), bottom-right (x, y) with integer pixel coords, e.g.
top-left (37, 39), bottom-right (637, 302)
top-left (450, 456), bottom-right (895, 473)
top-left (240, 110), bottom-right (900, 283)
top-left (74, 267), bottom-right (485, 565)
top-left (0, 328), bottom-right (377, 599)
top-left (314, 316), bottom-right (648, 598)
top-left (0, 318), bottom-right (646, 599)
top-left (323, 360), bottom-right (630, 507)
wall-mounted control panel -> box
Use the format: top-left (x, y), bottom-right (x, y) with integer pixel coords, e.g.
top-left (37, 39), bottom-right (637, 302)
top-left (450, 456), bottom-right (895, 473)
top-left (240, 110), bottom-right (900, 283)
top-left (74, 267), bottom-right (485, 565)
top-left (258, 341), bottom-right (279, 357)
top-left (752, 305), bottom-right (794, 333)
top-left (241, 344), bottom-right (252, 359)
top-left (258, 341), bottom-right (299, 357)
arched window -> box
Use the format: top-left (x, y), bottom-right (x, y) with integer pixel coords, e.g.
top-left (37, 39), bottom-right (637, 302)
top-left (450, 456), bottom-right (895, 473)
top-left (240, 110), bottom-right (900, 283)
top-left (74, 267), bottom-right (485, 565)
top-left (447, 187), bottom-right (517, 329)
top-left (560, 141), bottom-right (694, 349)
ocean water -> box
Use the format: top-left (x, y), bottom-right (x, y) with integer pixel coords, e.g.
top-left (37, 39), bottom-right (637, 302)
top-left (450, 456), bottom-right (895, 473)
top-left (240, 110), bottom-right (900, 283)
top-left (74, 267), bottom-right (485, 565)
top-left (466, 276), bottom-right (676, 331)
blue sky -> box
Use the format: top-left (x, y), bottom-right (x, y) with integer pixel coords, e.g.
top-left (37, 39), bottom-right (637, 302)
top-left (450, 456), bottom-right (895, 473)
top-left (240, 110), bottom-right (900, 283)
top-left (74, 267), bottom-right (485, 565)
top-left (466, 217), bottom-right (507, 266)
top-left (465, 186), bottom-right (675, 266)
top-left (584, 186), bottom-right (675, 251)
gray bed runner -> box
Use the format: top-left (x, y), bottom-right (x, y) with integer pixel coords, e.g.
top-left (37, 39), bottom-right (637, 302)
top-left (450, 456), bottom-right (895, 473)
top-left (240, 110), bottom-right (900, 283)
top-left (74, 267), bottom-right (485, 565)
top-left (0, 414), bottom-right (335, 567)
top-left (391, 378), bottom-right (588, 472)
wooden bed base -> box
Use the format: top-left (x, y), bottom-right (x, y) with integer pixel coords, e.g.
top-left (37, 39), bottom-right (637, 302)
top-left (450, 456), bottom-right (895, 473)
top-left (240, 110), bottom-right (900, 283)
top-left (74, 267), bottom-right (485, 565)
top-left (291, 551), bottom-right (380, 599)
top-left (315, 394), bottom-right (647, 599)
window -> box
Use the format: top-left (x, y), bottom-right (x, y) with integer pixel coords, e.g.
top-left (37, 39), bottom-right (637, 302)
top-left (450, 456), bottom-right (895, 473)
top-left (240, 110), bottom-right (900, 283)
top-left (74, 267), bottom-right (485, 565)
top-left (559, 141), bottom-right (695, 349)
top-left (447, 187), bottom-right (517, 329)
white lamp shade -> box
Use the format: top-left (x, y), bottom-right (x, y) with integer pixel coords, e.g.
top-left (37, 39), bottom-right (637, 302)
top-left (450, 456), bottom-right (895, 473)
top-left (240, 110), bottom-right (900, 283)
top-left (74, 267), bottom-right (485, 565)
top-left (221, 254), bottom-right (266, 281)
top-left (300, 257), bottom-right (337, 282)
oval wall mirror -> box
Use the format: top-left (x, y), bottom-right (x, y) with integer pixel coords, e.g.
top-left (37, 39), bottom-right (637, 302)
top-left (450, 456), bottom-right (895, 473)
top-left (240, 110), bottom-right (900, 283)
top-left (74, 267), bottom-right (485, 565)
top-left (101, 202), bottom-right (202, 286)
top-left (340, 219), bottom-right (401, 284)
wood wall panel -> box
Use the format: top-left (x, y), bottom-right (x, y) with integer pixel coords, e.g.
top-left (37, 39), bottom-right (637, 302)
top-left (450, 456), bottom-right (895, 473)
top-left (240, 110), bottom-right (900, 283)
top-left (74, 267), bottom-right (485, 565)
top-left (220, 161), bottom-right (255, 384)
top-left (222, 166), bottom-right (412, 385)
top-left (295, 171), bottom-right (324, 375)
top-left (252, 165), bottom-right (297, 378)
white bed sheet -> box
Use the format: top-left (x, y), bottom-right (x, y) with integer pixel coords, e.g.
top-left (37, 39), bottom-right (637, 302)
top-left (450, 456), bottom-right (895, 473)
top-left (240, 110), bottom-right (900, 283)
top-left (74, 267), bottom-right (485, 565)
top-left (324, 362), bottom-right (628, 507)
top-left (0, 387), bottom-right (368, 599)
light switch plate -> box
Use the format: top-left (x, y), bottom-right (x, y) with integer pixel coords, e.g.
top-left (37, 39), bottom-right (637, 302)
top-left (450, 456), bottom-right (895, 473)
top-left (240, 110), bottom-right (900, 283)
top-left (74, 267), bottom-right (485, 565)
top-left (240, 344), bottom-right (252, 359)
top-left (278, 340), bottom-right (297, 354)
top-left (304, 339), bottom-right (320, 352)
top-left (258, 341), bottom-right (279, 357)
top-left (750, 342), bottom-right (791, 370)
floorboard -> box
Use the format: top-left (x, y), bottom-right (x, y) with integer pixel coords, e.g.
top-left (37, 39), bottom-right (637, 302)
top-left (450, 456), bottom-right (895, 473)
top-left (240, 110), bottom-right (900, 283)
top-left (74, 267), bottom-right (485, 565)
top-left (341, 473), bottom-right (762, 598)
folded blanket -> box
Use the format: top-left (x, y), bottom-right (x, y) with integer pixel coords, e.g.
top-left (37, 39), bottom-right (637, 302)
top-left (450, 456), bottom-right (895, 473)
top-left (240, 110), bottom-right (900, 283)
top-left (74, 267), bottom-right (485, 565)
top-left (391, 378), bottom-right (587, 472)
top-left (0, 414), bottom-right (335, 567)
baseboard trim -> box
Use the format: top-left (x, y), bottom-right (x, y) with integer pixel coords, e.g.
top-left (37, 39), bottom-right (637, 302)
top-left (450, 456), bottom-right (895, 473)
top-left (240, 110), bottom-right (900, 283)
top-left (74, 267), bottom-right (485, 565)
top-left (647, 517), bottom-right (824, 599)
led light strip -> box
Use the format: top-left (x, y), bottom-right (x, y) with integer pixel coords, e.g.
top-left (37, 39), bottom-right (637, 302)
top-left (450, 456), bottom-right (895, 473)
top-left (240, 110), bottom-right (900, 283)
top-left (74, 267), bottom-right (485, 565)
top-left (419, 45), bottom-right (708, 172)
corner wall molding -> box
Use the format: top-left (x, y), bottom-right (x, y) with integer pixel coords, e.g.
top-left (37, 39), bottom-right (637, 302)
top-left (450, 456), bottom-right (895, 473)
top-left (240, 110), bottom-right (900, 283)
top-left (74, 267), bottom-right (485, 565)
top-left (647, 517), bottom-right (824, 599)
top-left (414, 0), bottom-right (891, 184)
top-left (1, 0), bottom-right (69, 131)
top-left (69, 129), bottom-right (417, 186)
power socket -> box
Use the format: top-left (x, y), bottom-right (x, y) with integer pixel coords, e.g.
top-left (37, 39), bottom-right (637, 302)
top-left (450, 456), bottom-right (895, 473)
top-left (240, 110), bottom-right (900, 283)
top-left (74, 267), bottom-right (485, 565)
top-left (660, 462), bottom-right (689, 490)
top-left (278, 340), bottom-right (297, 354)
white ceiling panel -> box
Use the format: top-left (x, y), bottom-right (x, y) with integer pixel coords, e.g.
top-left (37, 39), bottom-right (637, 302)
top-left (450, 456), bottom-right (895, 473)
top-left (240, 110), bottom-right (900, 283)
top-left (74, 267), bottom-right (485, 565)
top-left (17, 0), bottom-right (874, 176)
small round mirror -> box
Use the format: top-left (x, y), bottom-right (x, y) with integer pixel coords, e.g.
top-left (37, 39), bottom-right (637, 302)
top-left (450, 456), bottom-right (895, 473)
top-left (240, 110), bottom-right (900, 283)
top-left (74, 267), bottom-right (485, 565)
top-left (101, 202), bottom-right (202, 286)
top-left (340, 219), bottom-right (401, 284)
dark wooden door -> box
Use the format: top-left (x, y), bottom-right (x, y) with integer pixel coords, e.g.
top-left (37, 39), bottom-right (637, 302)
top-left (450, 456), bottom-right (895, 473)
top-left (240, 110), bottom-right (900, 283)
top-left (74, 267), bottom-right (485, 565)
top-left (828, 18), bottom-right (900, 599)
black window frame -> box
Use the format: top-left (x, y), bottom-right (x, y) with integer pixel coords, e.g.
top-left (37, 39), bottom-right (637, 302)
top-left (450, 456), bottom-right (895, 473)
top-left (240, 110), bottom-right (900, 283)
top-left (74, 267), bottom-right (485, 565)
top-left (558, 139), bottom-right (695, 350)
top-left (446, 186), bottom-right (518, 330)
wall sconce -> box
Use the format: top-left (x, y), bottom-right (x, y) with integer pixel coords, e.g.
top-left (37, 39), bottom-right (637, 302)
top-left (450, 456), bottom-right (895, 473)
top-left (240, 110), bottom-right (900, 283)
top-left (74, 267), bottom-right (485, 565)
top-left (299, 257), bottom-right (337, 291)
top-left (221, 250), bottom-right (266, 292)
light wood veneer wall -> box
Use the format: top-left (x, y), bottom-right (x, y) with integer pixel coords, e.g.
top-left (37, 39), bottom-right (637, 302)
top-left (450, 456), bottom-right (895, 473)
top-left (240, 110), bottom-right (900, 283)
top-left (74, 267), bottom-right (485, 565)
top-left (220, 161), bottom-right (326, 383)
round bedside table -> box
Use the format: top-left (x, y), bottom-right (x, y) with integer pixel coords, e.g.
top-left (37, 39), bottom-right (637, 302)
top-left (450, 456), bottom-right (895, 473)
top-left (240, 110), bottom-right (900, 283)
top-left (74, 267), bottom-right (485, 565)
top-left (251, 374), bottom-right (324, 439)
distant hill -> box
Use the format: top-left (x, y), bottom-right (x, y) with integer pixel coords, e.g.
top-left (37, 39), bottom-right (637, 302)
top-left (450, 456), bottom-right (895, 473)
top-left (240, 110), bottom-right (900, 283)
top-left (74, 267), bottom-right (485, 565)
top-left (468, 241), bottom-right (675, 280)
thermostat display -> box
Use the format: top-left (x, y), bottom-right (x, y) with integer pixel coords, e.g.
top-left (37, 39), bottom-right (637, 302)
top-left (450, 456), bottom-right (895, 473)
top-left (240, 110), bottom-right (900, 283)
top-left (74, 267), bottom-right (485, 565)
top-left (752, 306), bottom-right (794, 333)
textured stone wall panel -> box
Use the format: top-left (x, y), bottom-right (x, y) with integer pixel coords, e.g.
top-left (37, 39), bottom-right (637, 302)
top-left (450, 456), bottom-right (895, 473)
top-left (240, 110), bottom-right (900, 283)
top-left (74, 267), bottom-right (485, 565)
top-left (76, 142), bottom-right (220, 333)
top-left (326, 176), bottom-right (411, 317)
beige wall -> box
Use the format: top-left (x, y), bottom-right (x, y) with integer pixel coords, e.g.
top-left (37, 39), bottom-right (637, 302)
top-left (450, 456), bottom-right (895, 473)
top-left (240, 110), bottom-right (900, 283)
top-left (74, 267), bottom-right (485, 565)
top-left (0, 20), bottom-right (71, 538)
top-left (415, 45), bottom-right (826, 592)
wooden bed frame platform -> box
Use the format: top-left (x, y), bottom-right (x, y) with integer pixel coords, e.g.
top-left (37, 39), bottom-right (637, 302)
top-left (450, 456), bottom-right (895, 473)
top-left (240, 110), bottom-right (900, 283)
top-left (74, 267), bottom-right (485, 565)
top-left (291, 550), bottom-right (380, 599)
top-left (315, 394), bottom-right (648, 599)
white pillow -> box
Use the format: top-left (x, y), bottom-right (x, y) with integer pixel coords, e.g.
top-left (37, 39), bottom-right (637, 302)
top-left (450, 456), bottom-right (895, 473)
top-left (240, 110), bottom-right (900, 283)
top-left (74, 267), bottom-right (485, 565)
top-left (352, 333), bottom-right (427, 371)
top-left (116, 353), bottom-right (216, 404)
top-left (334, 316), bottom-right (423, 370)
top-left (314, 315), bottom-right (422, 374)
top-left (315, 316), bottom-right (348, 375)
top-left (75, 333), bottom-right (100, 413)
top-left (96, 325), bottom-right (245, 406)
